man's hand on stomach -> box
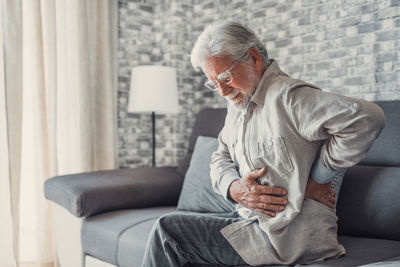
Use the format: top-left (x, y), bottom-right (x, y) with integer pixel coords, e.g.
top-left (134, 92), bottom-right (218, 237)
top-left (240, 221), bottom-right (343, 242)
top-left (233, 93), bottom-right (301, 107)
top-left (228, 167), bottom-right (288, 217)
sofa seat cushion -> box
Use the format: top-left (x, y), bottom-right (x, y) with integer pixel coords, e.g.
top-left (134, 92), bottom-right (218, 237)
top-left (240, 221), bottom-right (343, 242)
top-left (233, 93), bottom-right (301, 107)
top-left (82, 208), bottom-right (400, 267)
top-left (191, 236), bottom-right (400, 267)
top-left (297, 236), bottom-right (400, 266)
top-left (81, 206), bottom-right (176, 266)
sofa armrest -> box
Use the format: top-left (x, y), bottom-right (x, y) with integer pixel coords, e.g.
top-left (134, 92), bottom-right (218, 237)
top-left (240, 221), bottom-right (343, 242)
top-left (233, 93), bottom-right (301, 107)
top-left (44, 167), bottom-right (184, 217)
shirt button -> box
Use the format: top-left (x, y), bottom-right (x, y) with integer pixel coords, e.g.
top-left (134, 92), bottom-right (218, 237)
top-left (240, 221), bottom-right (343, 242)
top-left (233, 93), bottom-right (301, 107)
top-left (268, 140), bottom-right (273, 146)
top-left (351, 103), bottom-right (359, 110)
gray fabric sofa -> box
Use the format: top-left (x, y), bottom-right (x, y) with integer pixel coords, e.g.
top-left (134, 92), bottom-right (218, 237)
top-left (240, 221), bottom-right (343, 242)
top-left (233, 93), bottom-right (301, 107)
top-left (44, 101), bottom-right (400, 267)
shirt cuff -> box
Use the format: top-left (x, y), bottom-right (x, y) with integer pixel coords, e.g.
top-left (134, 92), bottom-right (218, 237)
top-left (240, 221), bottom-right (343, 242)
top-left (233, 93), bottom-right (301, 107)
top-left (219, 172), bottom-right (240, 204)
top-left (310, 157), bottom-right (340, 184)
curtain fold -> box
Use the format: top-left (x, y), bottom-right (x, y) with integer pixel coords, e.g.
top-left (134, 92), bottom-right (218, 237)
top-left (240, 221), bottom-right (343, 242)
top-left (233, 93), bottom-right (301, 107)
top-left (1, 0), bottom-right (22, 266)
top-left (1, 0), bottom-right (118, 266)
top-left (0, 4), bottom-right (17, 266)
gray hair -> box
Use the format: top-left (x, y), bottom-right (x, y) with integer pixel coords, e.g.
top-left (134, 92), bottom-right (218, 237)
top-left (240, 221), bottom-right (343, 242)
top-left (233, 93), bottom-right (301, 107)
top-left (190, 21), bottom-right (269, 70)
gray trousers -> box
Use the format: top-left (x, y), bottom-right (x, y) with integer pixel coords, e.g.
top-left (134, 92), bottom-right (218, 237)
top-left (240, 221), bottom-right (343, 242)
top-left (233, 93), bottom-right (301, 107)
top-left (141, 211), bottom-right (247, 267)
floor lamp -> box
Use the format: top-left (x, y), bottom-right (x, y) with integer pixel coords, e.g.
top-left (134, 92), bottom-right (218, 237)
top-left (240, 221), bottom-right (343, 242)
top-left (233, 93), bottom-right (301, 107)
top-left (128, 66), bottom-right (179, 167)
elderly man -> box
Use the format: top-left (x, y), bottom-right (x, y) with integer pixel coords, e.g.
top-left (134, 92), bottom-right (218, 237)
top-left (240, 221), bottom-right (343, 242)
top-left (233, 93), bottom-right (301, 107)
top-left (141, 21), bottom-right (385, 267)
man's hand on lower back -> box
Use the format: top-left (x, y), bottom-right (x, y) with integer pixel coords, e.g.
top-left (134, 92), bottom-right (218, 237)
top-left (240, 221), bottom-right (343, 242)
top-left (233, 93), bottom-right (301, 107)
top-left (304, 176), bottom-right (336, 209)
top-left (228, 167), bottom-right (288, 217)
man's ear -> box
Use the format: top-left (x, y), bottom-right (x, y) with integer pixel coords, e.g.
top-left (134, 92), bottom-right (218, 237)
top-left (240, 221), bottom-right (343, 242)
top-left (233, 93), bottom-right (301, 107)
top-left (248, 47), bottom-right (263, 71)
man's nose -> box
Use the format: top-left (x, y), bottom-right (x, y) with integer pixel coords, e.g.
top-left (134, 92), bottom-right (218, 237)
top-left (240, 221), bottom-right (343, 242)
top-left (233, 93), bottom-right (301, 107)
top-left (217, 82), bottom-right (232, 97)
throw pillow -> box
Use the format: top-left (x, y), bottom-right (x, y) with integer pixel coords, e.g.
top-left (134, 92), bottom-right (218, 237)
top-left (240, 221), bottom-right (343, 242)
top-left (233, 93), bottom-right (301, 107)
top-left (177, 136), bottom-right (236, 213)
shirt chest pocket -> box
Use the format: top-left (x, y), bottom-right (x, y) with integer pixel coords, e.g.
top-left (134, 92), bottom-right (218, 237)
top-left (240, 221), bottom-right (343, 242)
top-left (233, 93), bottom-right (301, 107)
top-left (256, 137), bottom-right (294, 177)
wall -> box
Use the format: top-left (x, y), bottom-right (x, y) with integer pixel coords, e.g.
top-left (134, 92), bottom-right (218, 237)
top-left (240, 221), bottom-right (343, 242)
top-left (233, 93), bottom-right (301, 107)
top-left (118, 0), bottom-right (195, 168)
top-left (118, 0), bottom-right (400, 168)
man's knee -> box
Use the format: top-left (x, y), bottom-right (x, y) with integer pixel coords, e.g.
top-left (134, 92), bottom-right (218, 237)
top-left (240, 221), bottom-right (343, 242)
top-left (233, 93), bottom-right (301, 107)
top-left (153, 213), bottom-right (183, 234)
top-left (158, 212), bottom-right (181, 225)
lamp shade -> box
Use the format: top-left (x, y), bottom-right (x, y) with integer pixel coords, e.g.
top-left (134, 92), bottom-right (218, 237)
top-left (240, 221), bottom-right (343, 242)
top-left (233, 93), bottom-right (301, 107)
top-left (128, 65), bottom-right (179, 113)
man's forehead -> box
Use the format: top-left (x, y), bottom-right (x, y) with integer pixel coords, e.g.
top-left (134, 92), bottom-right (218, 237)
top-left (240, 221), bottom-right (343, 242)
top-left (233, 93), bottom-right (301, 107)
top-left (202, 55), bottom-right (233, 77)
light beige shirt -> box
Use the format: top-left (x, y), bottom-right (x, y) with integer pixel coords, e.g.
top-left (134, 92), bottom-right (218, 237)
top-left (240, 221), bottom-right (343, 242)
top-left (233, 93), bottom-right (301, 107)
top-left (210, 60), bottom-right (385, 265)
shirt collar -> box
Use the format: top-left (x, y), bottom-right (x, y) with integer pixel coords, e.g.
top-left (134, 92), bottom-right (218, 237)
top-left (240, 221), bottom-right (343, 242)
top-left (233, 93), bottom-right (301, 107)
top-left (250, 59), bottom-right (282, 107)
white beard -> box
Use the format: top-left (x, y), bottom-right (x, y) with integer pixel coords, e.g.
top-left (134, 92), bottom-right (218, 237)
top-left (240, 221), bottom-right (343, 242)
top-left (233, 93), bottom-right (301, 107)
top-left (225, 65), bottom-right (259, 111)
top-left (228, 92), bottom-right (251, 111)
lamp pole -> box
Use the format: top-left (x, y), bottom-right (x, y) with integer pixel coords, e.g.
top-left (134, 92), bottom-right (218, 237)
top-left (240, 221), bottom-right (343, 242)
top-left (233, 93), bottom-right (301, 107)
top-left (151, 111), bottom-right (156, 167)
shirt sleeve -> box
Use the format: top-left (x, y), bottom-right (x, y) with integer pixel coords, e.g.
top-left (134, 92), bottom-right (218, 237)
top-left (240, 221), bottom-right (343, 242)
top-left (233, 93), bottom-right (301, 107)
top-left (310, 154), bottom-right (341, 184)
top-left (286, 85), bottom-right (385, 184)
top-left (210, 121), bottom-right (241, 203)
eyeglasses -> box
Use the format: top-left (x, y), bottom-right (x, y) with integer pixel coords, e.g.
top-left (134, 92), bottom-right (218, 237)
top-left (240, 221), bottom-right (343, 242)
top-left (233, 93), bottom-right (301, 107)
top-left (204, 61), bottom-right (239, 91)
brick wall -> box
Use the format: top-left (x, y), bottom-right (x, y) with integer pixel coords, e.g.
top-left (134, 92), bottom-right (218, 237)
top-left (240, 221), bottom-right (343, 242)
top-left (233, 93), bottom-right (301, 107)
top-left (118, 0), bottom-right (400, 168)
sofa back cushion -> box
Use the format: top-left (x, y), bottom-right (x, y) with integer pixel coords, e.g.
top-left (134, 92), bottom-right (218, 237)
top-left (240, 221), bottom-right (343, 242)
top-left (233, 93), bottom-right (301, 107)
top-left (360, 101), bottom-right (400, 167)
top-left (337, 101), bottom-right (400, 240)
top-left (177, 136), bottom-right (236, 213)
top-left (336, 166), bottom-right (400, 241)
top-left (177, 108), bottom-right (227, 176)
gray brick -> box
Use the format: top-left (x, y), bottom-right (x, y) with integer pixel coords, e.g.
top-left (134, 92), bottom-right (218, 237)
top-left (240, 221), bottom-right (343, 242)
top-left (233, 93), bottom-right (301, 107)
top-left (328, 50), bottom-right (346, 58)
top-left (375, 72), bottom-right (397, 82)
top-left (202, 2), bottom-right (214, 9)
top-left (264, 33), bottom-right (277, 41)
top-left (391, 0), bottom-right (400, 6)
top-left (290, 10), bottom-right (302, 18)
top-left (288, 64), bottom-right (304, 73)
top-left (277, 5), bottom-right (287, 13)
top-left (139, 5), bottom-right (153, 13)
top-left (254, 10), bottom-right (266, 18)
top-left (359, 4), bottom-right (375, 13)
top-left (341, 17), bottom-right (361, 27)
top-left (127, 24), bottom-right (141, 30)
top-left (315, 62), bottom-right (331, 70)
top-left (328, 68), bottom-right (347, 78)
top-left (203, 91), bottom-right (214, 97)
top-left (314, 80), bottom-right (332, 88)
top-left (299, 17), bottom-right (311, 25)
top-left (290, 46), bottom-right (305, 55)
top-left (275, 38), bottom-right (292, 47)
top-left (377, 52), bottom-right (398, 62)
top-left (358, 23), bottom-right (378, 33)
top-left (342, 36), bottom-right (363, 47)
top-left (256, 1), bottom-right (277, 8)
top-left (150, 55), bottom-right (163, 61)
top-left (138, 148), bottom-right (151, 157)
top-left (234, 1), bottom-right (247, 8)
top-left (376, 30), bottom-right (400, 41)
top-left (345, 77), bottom-right (364, 85)
top-left (125, 159), bottom-right (142, 165)
top-left (302, 34), bottom-right (316, 43)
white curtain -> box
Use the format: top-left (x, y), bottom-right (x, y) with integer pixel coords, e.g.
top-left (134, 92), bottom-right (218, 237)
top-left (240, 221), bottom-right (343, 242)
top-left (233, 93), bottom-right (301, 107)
top-left (0, 0), bottom-right (118, 266)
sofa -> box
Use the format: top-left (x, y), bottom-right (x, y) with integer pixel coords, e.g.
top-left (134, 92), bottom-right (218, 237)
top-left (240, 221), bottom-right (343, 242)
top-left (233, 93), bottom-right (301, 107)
top-left (44, 100), bottom-right (400, 267)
